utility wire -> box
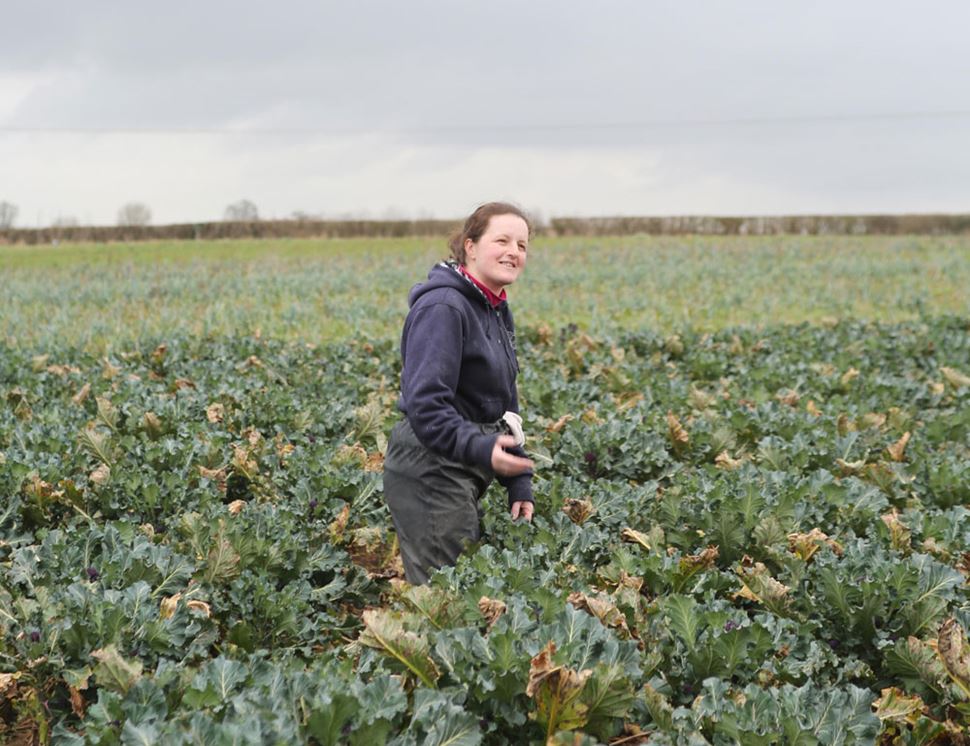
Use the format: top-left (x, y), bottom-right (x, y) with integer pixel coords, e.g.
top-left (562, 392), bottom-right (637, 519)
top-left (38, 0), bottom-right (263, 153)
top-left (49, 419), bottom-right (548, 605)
top-left (1, 109), bottom-right (970, 136)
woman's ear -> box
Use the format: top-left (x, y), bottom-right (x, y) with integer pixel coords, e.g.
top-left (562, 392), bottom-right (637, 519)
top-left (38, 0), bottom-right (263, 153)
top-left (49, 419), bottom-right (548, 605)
top-left (464, 237), bottom-right (475, 263)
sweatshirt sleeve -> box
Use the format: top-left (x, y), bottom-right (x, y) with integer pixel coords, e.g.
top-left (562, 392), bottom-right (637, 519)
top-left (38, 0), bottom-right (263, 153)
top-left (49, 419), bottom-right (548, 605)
top-left (495, 328), bottom-right (534, 504)
top-left (401, 302), bottom-right (497, 469)
top-left (497, 469), bottom-right (534, 506)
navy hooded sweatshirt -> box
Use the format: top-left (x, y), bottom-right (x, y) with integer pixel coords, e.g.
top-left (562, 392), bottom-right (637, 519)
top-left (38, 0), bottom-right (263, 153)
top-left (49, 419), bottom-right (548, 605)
top-left (398, 261), bottom-right (534, 506)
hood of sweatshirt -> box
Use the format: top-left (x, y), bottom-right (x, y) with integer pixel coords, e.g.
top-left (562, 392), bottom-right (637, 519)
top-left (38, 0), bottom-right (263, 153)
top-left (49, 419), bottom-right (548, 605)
top-left (408, 261), bottom-right (501, 310)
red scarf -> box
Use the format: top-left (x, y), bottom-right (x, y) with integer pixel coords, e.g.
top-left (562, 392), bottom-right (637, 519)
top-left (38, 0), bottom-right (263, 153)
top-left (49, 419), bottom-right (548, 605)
top-left (458, 265), bottom-right (507, 308)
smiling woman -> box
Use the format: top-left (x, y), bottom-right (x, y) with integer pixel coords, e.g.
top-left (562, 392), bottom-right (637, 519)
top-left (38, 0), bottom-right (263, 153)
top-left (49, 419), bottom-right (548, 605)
top-left (382, 202), bottom-right (536, 584)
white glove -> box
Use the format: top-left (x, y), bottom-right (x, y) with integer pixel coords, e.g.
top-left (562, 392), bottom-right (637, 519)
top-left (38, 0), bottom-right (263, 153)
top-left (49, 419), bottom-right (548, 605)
top-left (501, 411), bottom-right (526, 447)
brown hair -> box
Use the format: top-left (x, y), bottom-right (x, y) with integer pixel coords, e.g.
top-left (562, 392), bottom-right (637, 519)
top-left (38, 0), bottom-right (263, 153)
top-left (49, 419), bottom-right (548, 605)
top-left (448, 202), bottom-right (532, 264)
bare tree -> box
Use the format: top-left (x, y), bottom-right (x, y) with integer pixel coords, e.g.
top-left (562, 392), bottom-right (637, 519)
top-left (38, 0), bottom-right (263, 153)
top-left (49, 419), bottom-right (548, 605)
top-left (52, 215), bottom-right (80, 228)
top-left (0, 201), bottom-right (18, 229)
top-left (224, 199), bottom-right (259, 221)
top-left (117, 202), bottom-right (152, 227)
top-left (290, 210), bottom-right (322, 221)
top-left (527, 207), bottom-right (548, 232)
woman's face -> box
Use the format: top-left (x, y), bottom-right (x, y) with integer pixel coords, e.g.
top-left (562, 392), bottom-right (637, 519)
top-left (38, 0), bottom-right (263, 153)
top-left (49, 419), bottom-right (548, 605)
top-left (464, 213), bottom-right (529, 294)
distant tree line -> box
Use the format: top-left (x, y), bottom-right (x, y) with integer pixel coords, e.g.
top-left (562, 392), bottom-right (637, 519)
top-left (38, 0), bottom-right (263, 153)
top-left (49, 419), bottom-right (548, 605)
top-left (0, 199), bottom-right (257, 231)
top-left (2, 207), bottom-right (970, 245)
top-left (547, 214), bottom-right (970, 236)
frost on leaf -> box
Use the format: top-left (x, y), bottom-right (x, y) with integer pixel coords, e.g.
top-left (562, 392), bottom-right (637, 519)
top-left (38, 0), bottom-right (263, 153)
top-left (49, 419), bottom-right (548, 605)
top-left (150, 343), bottom-right (167, 366)
top-left (642, 684), bottom-right (673, 731)
top-left (478, 596), bottom-right (507, 630)
top-left (333, 443), bottom-right (367, 467)
top-left (399, 584), bottom-right (459, 628)
top-left (836, 413), bottom-right (855, 436)
top-left (274, 434), bottom-right (295, 464)
top-left (872, 687), bottom-right (924, 723)
top-left (666, 411), bottom-right (689, 449)
top-left (227, 499), bottom-right (245, 515)
top-left (10, 388), bottom-right (35, 420)
top-left (204, 535), bottom-right (241, 583)
top-left (72, 382), bottom-right (92, 405)
top-left (0, 672), bottom-right (21, 700)
top-left (864, 461), bottom-right (898, 493)
top-left (187, 600), bottom-right (211, 618)
top-left (938, 618), bottom-right (970, 698)
top-left (620, 528), bottom-right (653, 551)
top-left (562, 498), bottom-right (595, 525)
top-left (91, 645), bottom-right (142, 695)
top-left (835, 458), bottom-right (866, 476)
top-left (95, 396), bottom-right (118, 429)
top-left (688, 386), bottom-right (716, 411)
top-left (160, 593), bottom-right (182, 620)
top-left (143, 411), bottom-right (163, 440)
top-left (940, 366), bottom-right (970, 389)
top-left (715, 451), bottom-right (743, 470)
top-left (358, 609), bottom-right (439, 688)
top-left (347, 527), bottom-right (404, 579)
top-left (881, 510), bottom-right (911, 552)
top-left (663, 334), bottom-right (684, 358)
top-left (886, 431), bottom-right (911, 462)
top-left (198, 465), bottom-right (227, 492)
top-left (352, 396), bottom-right (388, 449)
top-left (567, 592), bottom-right (630, 638)
top-left (78, 427), bottom-right (114, 466)
top-left (840, 367), bottom-right (860, 386)
top-left (328, 504), bottom-right (351, 544)
top-left (612, 391), bottom-right (643, 412)
top-left (101, 358), bottom-right (121, 380)
top-left (525, 641), bottom-right (592, 738)
top-left (89, 463), bottom-right (110, 486)
top-left (546, 414), bottom-right (574, 433)
top-left (25, 474), bottom-right (53, 496)
top-left (364, 451), bottom-right (384, 472)
top-left (69, 686), bottom-right (86, 718)
top-left (787, 528), bottom-right (843, 562)
top-left (679, 545), bottom-right (719, 575)
top-left (734, 558), bottom-right (791, 613)
top-left (231, 444), bottom-right (259, 480)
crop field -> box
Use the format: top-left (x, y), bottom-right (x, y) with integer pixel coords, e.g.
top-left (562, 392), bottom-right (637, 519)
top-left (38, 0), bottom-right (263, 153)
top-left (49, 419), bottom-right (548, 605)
top-left (2, 235), bottom-right (968, 352)
top-left (1, 235), bottom-right (969, 744)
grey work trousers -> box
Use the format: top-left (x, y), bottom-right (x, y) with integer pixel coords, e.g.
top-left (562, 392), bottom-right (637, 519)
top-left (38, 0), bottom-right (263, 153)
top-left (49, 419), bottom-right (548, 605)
top-left (383, 418), bottom-right (496, 585)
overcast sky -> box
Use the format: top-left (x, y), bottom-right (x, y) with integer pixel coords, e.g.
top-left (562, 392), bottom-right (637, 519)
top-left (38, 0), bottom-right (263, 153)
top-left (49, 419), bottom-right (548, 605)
top-left (2, 1), bottom-right (969, 226)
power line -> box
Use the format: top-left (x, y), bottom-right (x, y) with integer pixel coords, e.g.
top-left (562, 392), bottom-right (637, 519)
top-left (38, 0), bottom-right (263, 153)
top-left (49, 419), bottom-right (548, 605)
top-left (1, 109), bottom-right (970, 136)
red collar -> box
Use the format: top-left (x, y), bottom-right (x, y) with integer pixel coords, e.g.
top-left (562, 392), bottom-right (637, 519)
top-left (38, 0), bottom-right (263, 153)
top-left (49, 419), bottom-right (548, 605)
top-left (458, 265), bottom-right (507, 308)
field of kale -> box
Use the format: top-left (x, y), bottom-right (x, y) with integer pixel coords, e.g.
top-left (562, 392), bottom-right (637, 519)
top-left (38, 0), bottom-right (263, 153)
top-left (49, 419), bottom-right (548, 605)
top-left (1, 235), bottom-right (969, 744)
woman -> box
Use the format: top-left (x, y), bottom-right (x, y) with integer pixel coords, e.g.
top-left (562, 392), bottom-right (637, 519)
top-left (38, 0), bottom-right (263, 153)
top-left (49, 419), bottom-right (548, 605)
top-left (383, 202), bottom-right (535, 585)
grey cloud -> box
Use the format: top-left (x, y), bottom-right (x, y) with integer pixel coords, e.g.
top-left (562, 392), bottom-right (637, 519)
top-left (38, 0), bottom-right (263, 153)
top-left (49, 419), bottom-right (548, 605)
top-left (4, 0), bottom-right (970, 222)
top-left (6, 1), bottom-right (970, 139)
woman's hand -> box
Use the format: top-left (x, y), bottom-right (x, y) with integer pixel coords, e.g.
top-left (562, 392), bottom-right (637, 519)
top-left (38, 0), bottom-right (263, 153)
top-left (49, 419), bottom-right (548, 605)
top-left (491, 435), bottom-right (534, 476)
top-left (510, 501), bottom-right (534, 522)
